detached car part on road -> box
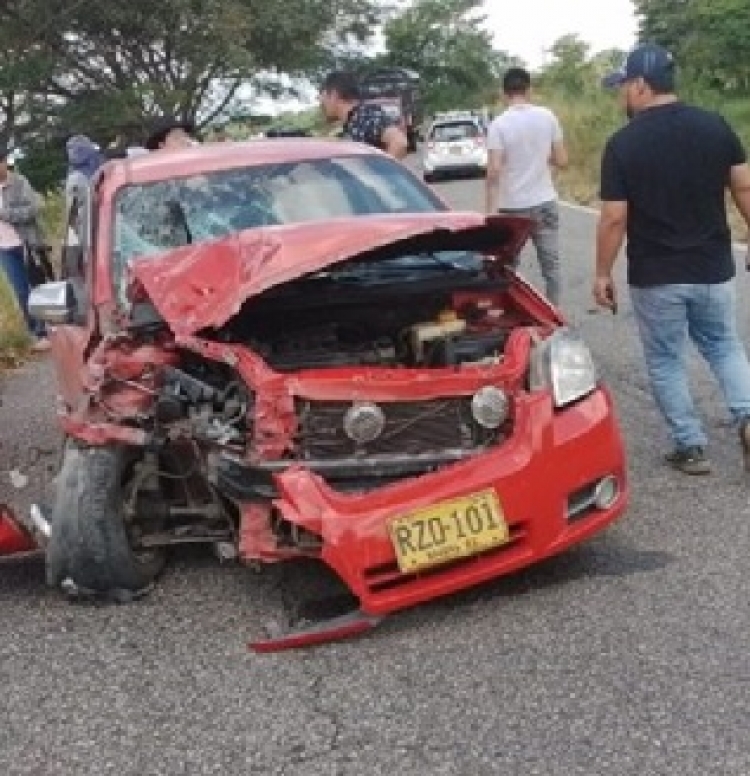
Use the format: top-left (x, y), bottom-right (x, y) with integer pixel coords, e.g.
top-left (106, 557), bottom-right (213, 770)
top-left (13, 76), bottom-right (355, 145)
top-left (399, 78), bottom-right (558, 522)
top-left (0, 140), bottom-right (628, 650)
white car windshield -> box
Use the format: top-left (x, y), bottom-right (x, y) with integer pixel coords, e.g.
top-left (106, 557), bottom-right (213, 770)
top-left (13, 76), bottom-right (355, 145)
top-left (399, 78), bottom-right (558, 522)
top-left (430, 122), bottom-right (480, 142)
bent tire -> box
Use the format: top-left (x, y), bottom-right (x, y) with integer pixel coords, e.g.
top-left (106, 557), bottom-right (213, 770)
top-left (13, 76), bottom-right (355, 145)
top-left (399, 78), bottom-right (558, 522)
top-left (46, 444), bottom-right (166, 601)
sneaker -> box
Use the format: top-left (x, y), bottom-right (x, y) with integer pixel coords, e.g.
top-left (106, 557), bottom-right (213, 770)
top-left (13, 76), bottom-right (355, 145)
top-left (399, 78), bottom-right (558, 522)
top-left (664, 446), bottom-right (711, 475)
top-left (30, 337), bottom-right (51, 353)
top-left (739, 418), bottom-right (750, 472)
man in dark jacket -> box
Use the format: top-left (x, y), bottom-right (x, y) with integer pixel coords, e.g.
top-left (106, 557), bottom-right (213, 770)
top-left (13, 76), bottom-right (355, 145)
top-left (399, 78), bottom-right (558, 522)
top-left (594, 44), bottom-right (750, 475)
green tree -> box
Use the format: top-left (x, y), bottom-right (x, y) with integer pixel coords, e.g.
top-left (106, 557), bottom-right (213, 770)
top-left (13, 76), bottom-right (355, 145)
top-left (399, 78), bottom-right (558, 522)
top-left (382, 0), bottom-right (513, 112)
top-left (634, 0), bottom-right (695, 53)
top-left (681, 0), bottom-right (750, 89)
top-left (1, 0), bottom-right (387, 149)
top-left (0, 3), bottom-right (56, 147)
top-left (635, 0), bottom-right (750, 90)
top-left (538, 34), bottom-right (595, 95)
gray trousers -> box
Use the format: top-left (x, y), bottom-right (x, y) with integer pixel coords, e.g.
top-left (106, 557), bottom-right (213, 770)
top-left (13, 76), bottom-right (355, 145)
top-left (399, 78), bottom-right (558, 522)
top-left (499, 200), bottom-right (561, 306)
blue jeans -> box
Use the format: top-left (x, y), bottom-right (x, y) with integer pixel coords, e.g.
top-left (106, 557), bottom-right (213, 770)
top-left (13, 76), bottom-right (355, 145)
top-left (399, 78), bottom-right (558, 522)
top-left (630, 280), bottom-right (750, 449)
top-left (500, 201), bottom-right (561, 306)
top-left (0, 246), bottom-right (45, 337)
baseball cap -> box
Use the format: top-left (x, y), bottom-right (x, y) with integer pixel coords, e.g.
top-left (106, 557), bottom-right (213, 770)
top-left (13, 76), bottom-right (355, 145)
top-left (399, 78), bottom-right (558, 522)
top-left (602, 43), bottom-right (675, 90)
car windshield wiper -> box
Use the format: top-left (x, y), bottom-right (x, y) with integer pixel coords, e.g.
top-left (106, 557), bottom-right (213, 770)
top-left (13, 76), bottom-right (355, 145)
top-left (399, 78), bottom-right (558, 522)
top-left (313, 251), bottom-right (483, 281)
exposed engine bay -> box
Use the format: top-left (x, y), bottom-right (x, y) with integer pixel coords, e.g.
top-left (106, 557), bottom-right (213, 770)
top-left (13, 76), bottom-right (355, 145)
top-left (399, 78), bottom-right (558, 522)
top-left (81, 258), bottom-right (544, 564)
top-left (208, 276), bottom-right (533, 371)
top-left (133, 275), bottom-right (539, 501)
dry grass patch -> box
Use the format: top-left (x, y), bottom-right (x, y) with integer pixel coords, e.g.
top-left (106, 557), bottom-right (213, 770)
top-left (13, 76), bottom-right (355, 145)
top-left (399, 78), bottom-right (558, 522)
top-left (0, 274), bottom-right (30, 367)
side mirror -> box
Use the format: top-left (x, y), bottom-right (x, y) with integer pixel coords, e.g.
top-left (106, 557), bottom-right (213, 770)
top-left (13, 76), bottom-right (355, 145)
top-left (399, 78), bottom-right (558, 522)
top-left (28, 281), bottom-right (78, 325)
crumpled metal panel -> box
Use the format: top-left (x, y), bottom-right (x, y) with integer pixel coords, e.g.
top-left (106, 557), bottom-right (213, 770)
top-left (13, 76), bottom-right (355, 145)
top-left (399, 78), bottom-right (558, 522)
top-left (130, 212), bottom-right (532, 337)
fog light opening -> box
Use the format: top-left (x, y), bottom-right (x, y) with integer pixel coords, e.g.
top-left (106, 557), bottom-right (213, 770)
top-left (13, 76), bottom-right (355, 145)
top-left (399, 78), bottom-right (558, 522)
top-left (471, 386), bottom-right (510, 430)
top-left (343, 402), bottom-right (386, 445)
top-left (594, 476), bottom-right (619, 510)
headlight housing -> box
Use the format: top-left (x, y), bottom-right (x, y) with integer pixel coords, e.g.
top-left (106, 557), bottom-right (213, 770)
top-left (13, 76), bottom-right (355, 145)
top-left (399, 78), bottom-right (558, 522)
top-left (529, 329), bottom-right (598, 407)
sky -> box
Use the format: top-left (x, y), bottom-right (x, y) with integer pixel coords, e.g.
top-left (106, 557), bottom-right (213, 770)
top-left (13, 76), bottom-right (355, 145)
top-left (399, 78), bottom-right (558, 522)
top-left (484, 0), bottom-right (638, 69)
top-left (251, 0), bottom-right (639, 116)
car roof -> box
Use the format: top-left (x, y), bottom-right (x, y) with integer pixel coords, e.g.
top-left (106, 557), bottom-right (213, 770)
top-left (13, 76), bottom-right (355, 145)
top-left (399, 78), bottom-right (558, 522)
top-left (98, 138), bottom-right (381, 188)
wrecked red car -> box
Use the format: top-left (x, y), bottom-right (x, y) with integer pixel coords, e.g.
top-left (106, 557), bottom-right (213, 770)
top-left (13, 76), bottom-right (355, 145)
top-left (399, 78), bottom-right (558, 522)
top-left (1, 140), bottom-right (628, 649)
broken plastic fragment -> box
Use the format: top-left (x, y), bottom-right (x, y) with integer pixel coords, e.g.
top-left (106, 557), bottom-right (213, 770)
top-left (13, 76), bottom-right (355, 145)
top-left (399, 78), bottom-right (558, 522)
top-left (8, 469), bottom-right (29, 490)
top-left (250, 610), bottom-right (382, 653)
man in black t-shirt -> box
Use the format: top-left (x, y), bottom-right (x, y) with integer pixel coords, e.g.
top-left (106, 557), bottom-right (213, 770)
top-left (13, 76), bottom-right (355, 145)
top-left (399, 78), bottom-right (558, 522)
top-left (594, 43), bottom-right (750, 475)
top-left (319, 71), bottom-right (408, 159)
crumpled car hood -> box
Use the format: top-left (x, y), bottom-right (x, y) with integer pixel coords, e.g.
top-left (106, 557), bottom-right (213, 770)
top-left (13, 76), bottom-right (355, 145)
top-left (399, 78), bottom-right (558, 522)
top-left (130, 211), bottom-right (532, 337)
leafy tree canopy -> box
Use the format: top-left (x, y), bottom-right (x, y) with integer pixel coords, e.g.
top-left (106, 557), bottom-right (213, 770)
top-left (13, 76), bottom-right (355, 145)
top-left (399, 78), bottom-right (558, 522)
top-left (380, 0), bottom-right (515, 112)
top-left (0, 0), bottom-right (387, 154)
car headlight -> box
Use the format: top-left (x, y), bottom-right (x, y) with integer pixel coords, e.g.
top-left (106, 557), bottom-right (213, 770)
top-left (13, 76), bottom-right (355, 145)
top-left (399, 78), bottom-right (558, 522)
top-left (529, 329), bottom-right (598, 407)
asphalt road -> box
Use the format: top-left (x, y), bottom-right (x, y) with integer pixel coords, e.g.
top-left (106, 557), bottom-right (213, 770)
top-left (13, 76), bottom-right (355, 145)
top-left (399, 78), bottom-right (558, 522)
top-left (1, 161), bottom-right (749, 776)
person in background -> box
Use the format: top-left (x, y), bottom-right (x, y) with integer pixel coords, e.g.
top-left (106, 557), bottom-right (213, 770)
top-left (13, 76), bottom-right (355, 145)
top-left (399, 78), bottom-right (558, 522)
top-left (319, 71), bottom-right (408, 160)
top-left (485, 67), bottom-right (568, 307)
top-left (64, 134), bottom-right (104, 211)
top-left (595, 43), bottom-right (750, 475)
top-left (0, 146), bottom-right (48, 352)
top-left (144, 117), bottom-right (198, 152)
top-left (115, 117), bottom-right (200, 259)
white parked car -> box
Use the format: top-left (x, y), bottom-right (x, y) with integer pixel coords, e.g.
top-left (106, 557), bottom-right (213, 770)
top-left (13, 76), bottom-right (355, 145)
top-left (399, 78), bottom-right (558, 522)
top-left (422, 115), bottom-right (487, 182)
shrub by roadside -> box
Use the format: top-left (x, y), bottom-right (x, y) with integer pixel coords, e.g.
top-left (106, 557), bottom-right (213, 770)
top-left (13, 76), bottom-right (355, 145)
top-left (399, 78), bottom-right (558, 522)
top-left (0, 273), bottom-right (31, 367)
top-left (543, 89), bottom-right (748, 242)
top-left (0, 189), bottom-right (64, 365)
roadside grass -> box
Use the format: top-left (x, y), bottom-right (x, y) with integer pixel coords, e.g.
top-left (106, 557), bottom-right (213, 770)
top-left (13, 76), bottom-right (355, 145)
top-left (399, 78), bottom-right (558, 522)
top-left (0, 188), bottom-right (65, 366)
top-left (543, 88), bottom-right (748, 241)
top-left (0, 274), bottom-right (31, 368)
top-left (40, 188), bottom-right (67, 254)
top-left (542, 89), bottom-right (622, 207)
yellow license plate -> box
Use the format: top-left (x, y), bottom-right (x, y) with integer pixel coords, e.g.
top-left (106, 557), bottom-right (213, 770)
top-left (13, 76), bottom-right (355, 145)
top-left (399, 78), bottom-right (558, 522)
top-left (388, 490), bottom-right (509, 573)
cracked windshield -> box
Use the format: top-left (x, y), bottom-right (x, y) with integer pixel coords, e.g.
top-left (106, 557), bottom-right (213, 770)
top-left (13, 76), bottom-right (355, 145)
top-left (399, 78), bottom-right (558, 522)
top-left (113, 154), bottom-right (444, 276)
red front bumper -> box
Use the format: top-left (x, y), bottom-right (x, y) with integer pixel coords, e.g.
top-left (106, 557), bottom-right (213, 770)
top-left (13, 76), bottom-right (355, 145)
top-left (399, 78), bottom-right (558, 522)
top-left (263, 386), bottom-right (628, 616)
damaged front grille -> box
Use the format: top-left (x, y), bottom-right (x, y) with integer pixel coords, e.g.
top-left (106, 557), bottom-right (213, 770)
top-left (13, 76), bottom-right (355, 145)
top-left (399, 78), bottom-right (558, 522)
top-left (295, 399), bottom-right (491, 460)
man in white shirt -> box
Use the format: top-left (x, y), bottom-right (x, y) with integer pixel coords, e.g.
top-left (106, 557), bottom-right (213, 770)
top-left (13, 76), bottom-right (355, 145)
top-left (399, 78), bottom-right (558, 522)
top-left (485, 67), bottom-right (568, 306)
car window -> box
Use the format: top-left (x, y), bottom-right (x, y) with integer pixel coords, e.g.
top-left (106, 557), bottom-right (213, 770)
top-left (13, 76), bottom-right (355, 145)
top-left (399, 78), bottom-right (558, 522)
top-left (430, 122), bottom-right (480, 142)
top-left (112, 154), bottom-right (445, 295)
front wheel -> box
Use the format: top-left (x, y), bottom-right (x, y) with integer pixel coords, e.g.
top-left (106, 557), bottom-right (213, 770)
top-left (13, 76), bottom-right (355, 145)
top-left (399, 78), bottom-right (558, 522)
top-left (46, 444), bottom-right (166, 601)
